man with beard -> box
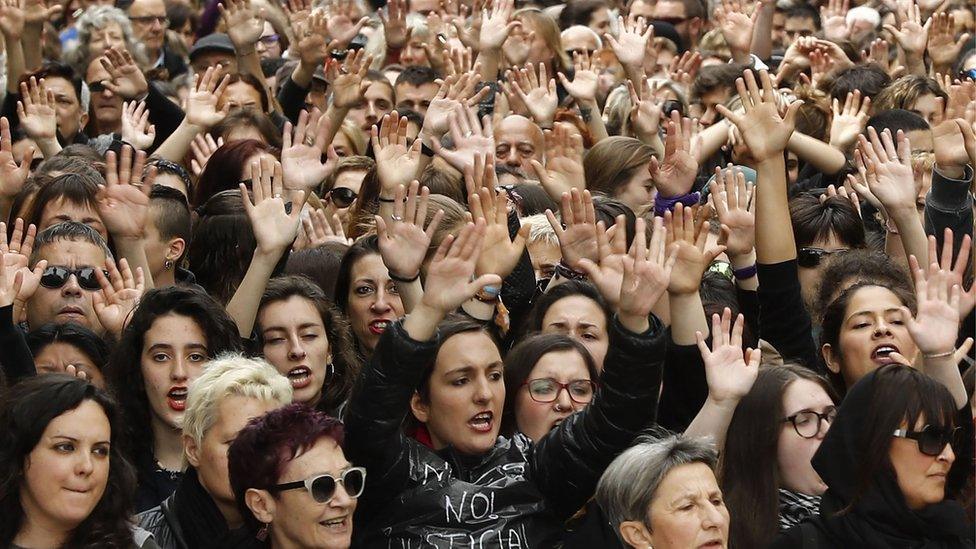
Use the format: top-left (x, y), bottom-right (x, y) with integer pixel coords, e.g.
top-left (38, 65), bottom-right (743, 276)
top-left (495, 115), bottom-right (545, 178)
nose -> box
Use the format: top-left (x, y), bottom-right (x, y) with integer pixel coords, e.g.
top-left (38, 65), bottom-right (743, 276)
top-left (700, 106), bottom-right (716, 127)
top-left (505, 154), bottom-right (521, 168)
top-left (170, 356), bottom-right (188, 382)
top-left (473, 376), bottom-right (492, 404)
top-left (287, 334), bottom-right (307, 361)
top-left (554, 386), bottom-right (574, 411)
top-left (76, 449), bottom-right (95, 476)
top-left (938, 442), bottom-right (956, 464)
top-left (330, 481), bottom-right (354, 507)
top-left (61, 274), bottom-right (83, 297)
top-left (701, 500), bottom-right (727, 530)
top-left (370, 287), bottom-right (393, 313)
top-left (873, 320), bottom-right (893, 337)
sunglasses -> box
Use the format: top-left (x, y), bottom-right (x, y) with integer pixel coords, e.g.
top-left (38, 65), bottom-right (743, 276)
top-left (797, 247), bottom-right (847, 268)
top-left (654, 16), bottom-right (687, 26)
top-left (274, 467), bottom-right (366, 504)
top-left (87, 81), bottom-right (107, 93)
top-left (662, 99), bottom-right (684, 117)
top-left (523, 378), bottom-right (597, 404)
top-left (327, 187), bottom-right (358, 208)
top-left (40, 266), bottom-right (106, 291)
top-left (892, 425), bottom-right (961, 457)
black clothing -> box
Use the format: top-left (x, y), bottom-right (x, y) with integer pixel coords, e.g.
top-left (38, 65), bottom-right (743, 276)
top-left (344, 315), bottom-right (666, 547)
top-left (657, 336), bottom-right (709, 433)
top-left (135, 450), bottom-right (183, 513)
top-left (770, 369), bottom-right (974, 549)
top-left (138, 467), bottom-right (261, 549)
top-left (0, 304), bottom-right (35, 383)
top-left (276, 74), bottom-right (310, 125)
top-left (757, 260), bottom-right (820, 371)
top-left (925, 165), bottom-right (974, 262)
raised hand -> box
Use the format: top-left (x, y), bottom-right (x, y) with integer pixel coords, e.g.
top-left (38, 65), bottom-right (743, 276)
top-left (98, 47), bottom-right (148, 100)
top-left (932, 117), bottom-right (972, 172)
top-left (121, 101), bottom-right (156, 150)
top-left (294, 206), bottom-right (351, 250)
top-left (904, 255), bottom-right (962, 357)
top-left (185, 66), bottom-right (230, 129)
top-left (557, 50), bottom-right (599, 104)
top-left (380, 0), bottom-right (408, 49)
top-left (96, 145), bottom-right (155, 239)
top-left (240, 156), bottom-right (305, 255)
top-left (714, 0), bottom-right (758, 59)
top-left (604, 15), bottom-right (652, 69)
top-left (479, 0), bottom-right (519, 51)
top-left (17, 76), bottom-right (56, 141)
top-left (927, 13), bottom-right (971, 71)
top-left (507, 63), bottom-right (557, 127)
top-left (545, 188), bottom-right (599, 269)
top-left (219, 0), bottom-right (264, 48)
top-left (0, 0), bottom-right (26, 40)
top-left (422, 73), bottom-right (490, 139)
top-left (328, 49), bottom-right (372, 109)
top-left (372, 111), bottom-right (423, 194)
top-left (282, 109), bottom-right (333, 192)
top-left (884, 1), bottom-right (930, 60)
top-left (529, 123), bottom-right (585, 200)
top-left (665, 203), bottom-right (726, 295)
top-left (820, 0), bottom-right (850, 41)
top-left (189, 133), bottom-right (223, 177)
top-left (430, 104), bottom-right (494, 173)
top-left (914, 230), bottom-right (976, 319)
top-left (92, 257), bottom-right (144, 337)
top-left (617, 216), bottom-right (677, 331)
top-left (856, 128), bottom-right (916, 215)
top-left (375, 181), bottom-right (443, 280)
top-left (648, 111), bottom-right (698, 198)
top-left (468, 176), bottom-right (530, 278)
top-left (294, 11), bottom-right (332, 70)
top-left (0, 218), bottom-right (34, 277)
top-left (628, 78), bottom-right (664, 142)
top-left (716, 69), bottom-right (801, 163)
top-left (709, 167), bottom-right (755, 259)
top-left (696, 308), bottom-right (761, 404)
top-left (420, 219), bottom-right (500, 313)
top-left (576, 215), bottom-right (630, 308)
top-left (667, 51), bottom-right (702, 93)
top-left (829, 91), bottom-right (871, 151)
top-left (323, 0), bottom-right (368, 48)
top-left (0, 118), bottom-right (32, 200)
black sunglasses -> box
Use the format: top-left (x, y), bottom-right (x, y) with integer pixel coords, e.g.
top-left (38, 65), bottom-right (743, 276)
top-left (662, 99), bottom-right (684, 117)
top-left (327, 187), bottom-right (358, 208)
top-left (87, 81), bottom-right (107, 93)
top-left (893, 425), bottom-right (961, 457)
top-left (797, 247), bottom-right (847, 268)
top-left (274, 467), bottom-right (366, 504)
top-left (40, 266), bottom-right (106, 291)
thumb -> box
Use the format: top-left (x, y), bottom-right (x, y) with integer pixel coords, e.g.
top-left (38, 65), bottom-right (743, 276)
top-left (470, 273), bottom-right (502, 292)
top-left (511, 223), bottom-right (530, 252)
top-left (576, 258), bottom-right (600, 278)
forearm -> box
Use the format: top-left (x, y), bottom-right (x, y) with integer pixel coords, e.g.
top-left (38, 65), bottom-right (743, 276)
top-left (151, 119), bottom-right (203, 163)
top-left (695, 120), bottom-right (730, 163)
top-left (787, 132), bottom-right (846, 175)
top-left (668, 291), bottom-right (708, 346)
top-left (21, 24), bottom-right (40, 71)
top-left (622, 63), bottom-right (645, 90)
top-left (226, 248), bottom-right (283, 337)
top-left (476, 48), bottom-right (501, 82)
top-left (401, 301), bottom-right (447, 342)
top-left (730, 249), bottom-right (758, 291)
top-left (580, 99), bottom-right (608, 143)
top-left (4, 35), bottom-right (24, 95)
top-left (684, 397), bottom-right (740, 451)
top-left (750, 1), bottom-right (774, 60)
top-left (903, 53), bottom-right (926, 76)
top-left (922, 354), bottom-right (968, 409)
top-left (113, 237), bottom-right (156, 290)
top-left (394, 278), bottom-right (423, 314)
top-left (290, 62), bottom-right (315, 89)
top-left (323, 105), bottom-right (348, 148)
top-left (34, 136), bottom-right (61, 158)
top-left (889, 207), bottom-right (929, 265)
top-left (755, 155), bottom-right (796, 263)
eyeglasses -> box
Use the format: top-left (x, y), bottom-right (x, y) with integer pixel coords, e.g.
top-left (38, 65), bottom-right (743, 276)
top-left (273, 467), bottom-right (366, 504)
top-left (654, 16), bottom-right (688, 26)
top-left (565, 48), bottom-right (596, 57)
top-left (130, 15), bottom-right (169, 26)
top-left (327, 187), bottom-right (358, 208)
top-left (87, 81), bottom-right (107, 93)
top-left (797, 247), bottom-right (847, 268)
top-left (40, 266), bottom-right (107, 291)
top-left (522, 378), bottom-right (597, 404)
top-left (892, 425), bottom-right (961, 457)
top-left (259, 34), bottom-right (280, 45)
top-left (783, 406), bottom-right (837, 438)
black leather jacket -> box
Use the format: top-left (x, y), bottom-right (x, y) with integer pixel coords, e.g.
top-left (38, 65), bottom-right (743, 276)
top-left (345, 315), bottom-right (666, 547)
top-left (138, 494), bottom-right (186, 549)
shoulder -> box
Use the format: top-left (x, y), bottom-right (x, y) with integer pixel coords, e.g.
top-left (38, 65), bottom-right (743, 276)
top-left (769, 520), bottom-right (828, 549)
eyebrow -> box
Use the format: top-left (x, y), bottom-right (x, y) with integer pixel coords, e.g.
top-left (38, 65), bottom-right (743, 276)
top-left (847, 307), bottom-right (902, 320)
top-left (263, 322), bottom-right (322, 333)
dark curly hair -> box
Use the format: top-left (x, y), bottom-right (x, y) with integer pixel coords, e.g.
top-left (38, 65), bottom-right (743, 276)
top-left (258, 275), bottom-right (363, 416)
top-left (0, 374), bottom-right (137, 547)
top-left (105, 286), bottom-right (243, 469)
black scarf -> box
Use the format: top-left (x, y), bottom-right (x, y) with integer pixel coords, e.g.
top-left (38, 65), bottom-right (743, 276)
top-left (173, 467), bottom-right (265, 549)
top-left (806, 368), bottom-right (973, 548)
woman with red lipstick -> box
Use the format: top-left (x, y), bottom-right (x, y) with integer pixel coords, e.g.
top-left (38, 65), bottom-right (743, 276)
top-left (257, 275), bottom-right (361, 416)
top-left (106, 286), bottom-right (243, 512)
top-left (771, 365), bottom-right (972, 548)
top-left (344, 215), bottom-right (674, 546)
top-left (0, 375), bottom-right (158, 548)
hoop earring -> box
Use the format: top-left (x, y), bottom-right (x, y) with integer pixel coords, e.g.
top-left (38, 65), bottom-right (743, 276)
top-left (325, 362), bottom-right (335, 377)
top-left (164, 259), bottom-right (174, 270)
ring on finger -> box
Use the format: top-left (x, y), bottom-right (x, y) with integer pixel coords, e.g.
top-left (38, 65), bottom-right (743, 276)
top-left (391, 214), bottom-right (403, 221)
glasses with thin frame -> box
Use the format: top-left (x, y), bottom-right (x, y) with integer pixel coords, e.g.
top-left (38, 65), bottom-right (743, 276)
top-left (522, 378), bottom-right (597, 404)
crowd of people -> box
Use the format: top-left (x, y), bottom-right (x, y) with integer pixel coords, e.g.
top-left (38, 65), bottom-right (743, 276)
top-left (0, 0), bottom-right (972, 544)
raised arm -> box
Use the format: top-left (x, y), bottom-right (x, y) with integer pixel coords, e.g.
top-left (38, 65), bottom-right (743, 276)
top-left (665, 203), bottom-right (725, 345)
top-left (152, 67), bottom-right (229, 163)
top-left (0, 0), bottom-right (26, 96)
top-left (221, 0), bottom-right (275, 111)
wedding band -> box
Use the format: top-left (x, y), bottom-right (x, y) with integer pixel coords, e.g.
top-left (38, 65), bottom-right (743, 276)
top-left (391, 215), bottom-right (403, 221)
top-left (274, 193), bottom-right (282, 199)
top-left (464, 131), bottom-right (473, 138)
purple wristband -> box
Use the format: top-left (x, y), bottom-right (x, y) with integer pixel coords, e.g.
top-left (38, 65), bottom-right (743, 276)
top-left (653, 192), bottom-right (702, 216)
top-left (733, 264), bottom-right (758, 280)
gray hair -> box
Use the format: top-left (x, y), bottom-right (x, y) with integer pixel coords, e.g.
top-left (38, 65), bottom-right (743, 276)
top-left (30, 221), bottom-right (113, 266)
top-left (66, 6), bottom-right (145, 75)
top-left (596, 433), bottom-right (718, 540)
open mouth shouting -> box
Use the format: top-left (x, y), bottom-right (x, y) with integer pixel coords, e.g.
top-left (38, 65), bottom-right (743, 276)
top-left (871, 344), bottom-right (901, 365)
top-left (468, 411), bottom-right (494, 433)
top-left (167, 386), bottom-right (188, 411)
top-left (368, 319), bottom-right (391, 335)
top-left (287, 366), bottom-right (314, 389)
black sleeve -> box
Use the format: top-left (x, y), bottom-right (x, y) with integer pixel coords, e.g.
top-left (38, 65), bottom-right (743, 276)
top-left (2, 91), bottom-right (20, 130)
top-left (947, 404), bottom-right (974, 501)
top-left (656, 335), bottom-right (709, 432)
top-left (531, 315), bottom-right (666, 519)
top-left (0, 304), bottom-right (35, 383)
top-left (924, 165), bottom-right (974, 262)
top-left (144, 83), bottom-right (185, 150)
top-left (276, 74), bottom-right (310, 125)
top-left (736, 286), bottom-right (759, 347)
top-left (343, 320), bottom-right (438, 498)
top-left (500, 211), bottom-right (536, 352)
top-left (757, 260), bottom-right (820, 371)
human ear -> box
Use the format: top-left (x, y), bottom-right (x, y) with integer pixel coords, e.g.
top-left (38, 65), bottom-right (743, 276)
top-left (619, 520), bottom-right (654, 549)
top-left (244, 488), bottom-right (276, 524)
top-left (183, 434), bottom-right (201, 468)
top-left (409, 391), bottom-right (429, 423)
top-left (821, 343), bottom-right (841, 374)
top-left (166, 238), bottom-right (186, 263)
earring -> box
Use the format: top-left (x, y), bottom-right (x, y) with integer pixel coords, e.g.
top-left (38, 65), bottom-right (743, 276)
top-left (164, 259), bottom-right (174, 270)
top-left (325, 362), bottom-right (335, 377)
top-left (256, 524), bottom-right (270, 541)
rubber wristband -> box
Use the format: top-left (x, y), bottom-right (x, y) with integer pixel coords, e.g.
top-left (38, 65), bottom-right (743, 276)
top-left (377, 196), bottom-right (396, 203)
top-left (389, 270), bottom-right (420, 283)
top-left (732, 264), bottom-right (758, 280)
top-left (653, 192), bottom-right (701, 217)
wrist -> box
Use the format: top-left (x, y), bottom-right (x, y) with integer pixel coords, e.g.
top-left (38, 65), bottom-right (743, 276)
top-left (706, 393), bottom-right (742, 409)
top-left (935, 161), bottom-right (965, 179)
top-left (254, 244), bottom-right (287, 260)
top-left (729, 249), bottom-right (757, 270)
top-left (617, 311), bottom-right (650, 334)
